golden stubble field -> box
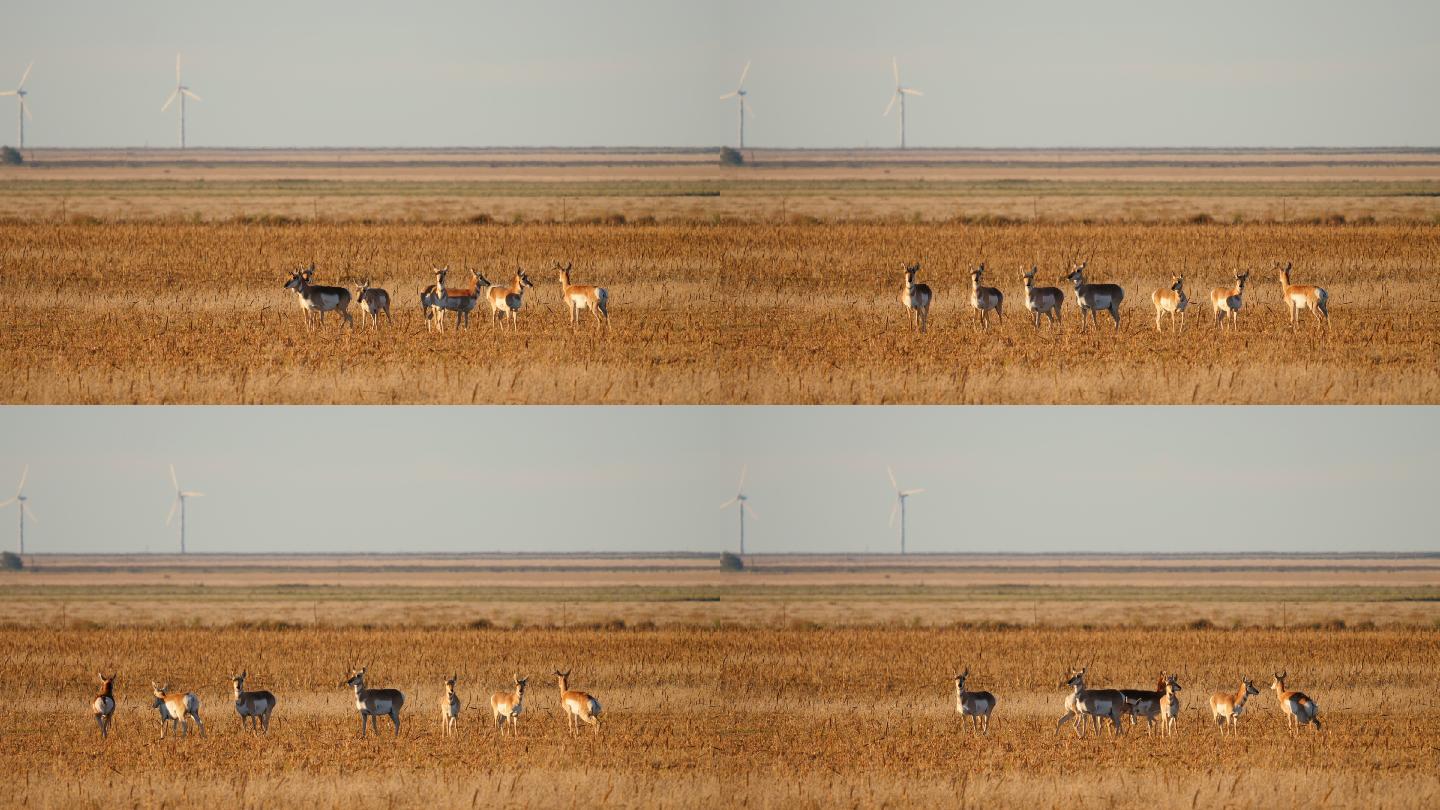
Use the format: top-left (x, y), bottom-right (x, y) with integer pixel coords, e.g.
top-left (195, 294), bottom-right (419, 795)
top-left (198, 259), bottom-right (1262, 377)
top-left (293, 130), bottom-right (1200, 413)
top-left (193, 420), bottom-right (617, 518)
top-left (1, 221), bottom-right (1436, 403)
top-left (0, 625), bottom-right (1435, 809)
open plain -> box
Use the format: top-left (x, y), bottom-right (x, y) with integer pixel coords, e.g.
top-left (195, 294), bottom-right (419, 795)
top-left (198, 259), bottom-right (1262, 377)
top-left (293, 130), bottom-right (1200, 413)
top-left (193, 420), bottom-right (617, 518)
top-left (1, 148), bottom-right (1437, 404)
top-left (1, 553), bottom-right (1437, 808)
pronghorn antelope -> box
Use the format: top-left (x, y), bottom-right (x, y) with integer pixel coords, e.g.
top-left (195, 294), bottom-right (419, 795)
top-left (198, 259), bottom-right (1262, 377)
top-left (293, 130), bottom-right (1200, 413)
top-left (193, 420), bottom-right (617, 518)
top-left (487, 268), bottom-right (535, 329)
top-left (343, 667), bottom-right (405, 737)
top-left (1065, 263), bottom-right (1125, 332)
top-left (900, 262), bottom-right (933, 333)
top-left (1118, 673), bottom-right (1168, 735)
top-left (490, 673), bottom-right (527, 736)
top-left (230, 670), bottom-right (277, 734)
top-left (439, 674), bottom-right (461, 736)
top-left (554, 669), bottom-right (602, 734)
top-left (952, 669), bottom-right (997, 735)
top-left (1159, 673), bottom-right (1183, 736)
top-left (1278, 262), bottom-right (1329, 328)
top-left (1021, 266), bottom-right (1063, 328)
top-left (1209, 676), bottom-right (1260, 735)
top-left (1270, 670), bottom-right (1322, 732)
top-left (354, 281), bottom-right (391, 328)
top-left (1058, 667), bottom-right (1125, 737)
top-left (151, 682), bottom-right (206, 738)
top-left (969, 264), bottom-right (1004, 330)
top-left (284, 264), bottom-right (353, 329)
top-left (428, 268), bottom-right (490, 330)
top-left (557, 262), bottom-right (609, 328)
top-left (1210, 270), bottom-right (1250, 330)
top-left (92, 672), bottom-right (117, 738)
top-left (420, 267), bottom-right (448, 331)
top-left (1152, 275), bottom-right (1189, 332)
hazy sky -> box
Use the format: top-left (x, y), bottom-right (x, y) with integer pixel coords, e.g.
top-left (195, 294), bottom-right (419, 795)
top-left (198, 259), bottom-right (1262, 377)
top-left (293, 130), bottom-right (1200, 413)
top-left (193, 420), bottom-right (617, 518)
top-left (0, 407), bottom-right (1434, 556)
top-left (2, 1), bottom-right (1435, 148)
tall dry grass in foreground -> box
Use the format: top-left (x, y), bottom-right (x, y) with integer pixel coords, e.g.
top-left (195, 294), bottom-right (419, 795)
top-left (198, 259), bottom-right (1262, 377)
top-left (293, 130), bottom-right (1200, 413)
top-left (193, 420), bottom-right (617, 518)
top-left (0, 221), bottom-right (1435, 403)
top-left (0, 625), bottom-right (1435, 808)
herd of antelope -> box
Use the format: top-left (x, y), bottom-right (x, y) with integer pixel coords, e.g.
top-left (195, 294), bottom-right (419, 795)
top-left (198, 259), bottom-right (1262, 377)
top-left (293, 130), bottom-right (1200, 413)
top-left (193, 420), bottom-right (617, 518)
top-left (282, 261), bottom-right (609, 331)
top-left (90, 664), bottom-right (1322, 741)
top-left (88, 667), bottom-right (603, 739)
top-left (903, 260), bottom-right (1330, 333)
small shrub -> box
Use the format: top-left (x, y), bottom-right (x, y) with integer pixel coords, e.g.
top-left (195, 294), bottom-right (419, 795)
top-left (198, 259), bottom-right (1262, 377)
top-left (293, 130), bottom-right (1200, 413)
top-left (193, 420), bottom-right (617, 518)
top-left (0, 146), bottom-right (22, 166)
top-left (467, 213), bottom-right (493, 225)
top-left (720, 551), bottom-right (744, 571)
top-left (0, 552), bottom-right (21, 570)
top-left (719, 146), bottom-right (744, 166)
top-left (1187, 618), bottom-right (1214, 630)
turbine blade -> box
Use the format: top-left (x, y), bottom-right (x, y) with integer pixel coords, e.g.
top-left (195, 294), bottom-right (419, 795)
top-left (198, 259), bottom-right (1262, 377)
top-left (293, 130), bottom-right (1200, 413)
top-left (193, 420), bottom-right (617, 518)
top-left (737, 465), bottom-right (747, 491)
top-left (0, 91), bottom-right (16, 97)
top-left (17, 465), bottom-right (27, 494)
top-left (181, 491), bottom-right (205, 498)
top-left (743, 99), bottom-right (755, 118)
top-left (22, 504), bottom-right (37, 524)
top-left (0, 497), bottom-right (15, 509)
top-left (18, 61), bottom-right (33, 89)
top-left (21, 99), bottom-right (32, 120)
top-left (165, 496), bottom-right (180, 526)
top-left (883, 92), bottom-right (897, 117)
top-left (892, 56), bottom-right (899, 85)
top-left (889, 500), bottom-right (899, 526)
top-left (719, 497), bottom-right (738, 510)
top-left (176, 53), bottom-right (182, 84)
top-left (743, 503), bottom-right (758, 521)
top-left (902, 88), bottom-right (923, 96)
top-left (182, 89), bottom-right (202, 102)
top-left (887, 466), bottom-right (898, 491)
top-left (719, 91), bottom-right (737, 100)
top-left (170, 464), bottom-right (179, 491)
top-left (737, 60), bottom-right (750, 88)
top-left (162, 89), bottom-right (178, 112)
top-left (901, 488), bottom-right (924, 496)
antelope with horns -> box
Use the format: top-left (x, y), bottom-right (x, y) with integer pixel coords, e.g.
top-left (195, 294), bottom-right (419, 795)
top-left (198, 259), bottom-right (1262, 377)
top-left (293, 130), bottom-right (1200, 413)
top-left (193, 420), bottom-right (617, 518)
top-left (1210, 270), bottom-right (1250, 330)
top-left (488, 268), bottom-right (535, 329)
top-left (355, 281), bottom-right (391, 328)
top-left (1152, 275), bottom-right (1189, 332)
top-left (428, 267), bottom-right (490, 331)
top-left (92, 672), bottom-right (117, 738)
top-left (554, 669), bottom-right (602, 734)
top-left (953, 669), bottom-right (997, 735)
top-left (284, 264), bottom-right (353, 329)
top-left (439, 674), bottom-right (461, 736)
top-left (1209, 676), bottom-right (1260, 735)
top-left (151, 682), bottom-right (205, 738)
top-left (1058, 667), bottom-right (1125, 737)
top-left (1271, 670), bottom-right (1322, 733)
top-left (901, 262), bottom-right (933, 333)
top-left (1159, 673), bottom-right (1183, 736)
top-left (969, 264), bottom-right (1004, 330)
top-left (491, 673), bottom-right (527, 736)
top-left (556, 262), bottom-right (609, 328)
top-left (1066, 262), bottom-right (1125, 332)
top-left (231, 670), bottom-right (277, 734)
top-left (1118, 673), bottom-right (1168, 735)
top-left (1278, 262), bottom-right (1329, 328)
top-left (1021, 266), bottom-right (1063, 328)
top-left (344, 666), bottom-right (405, 737)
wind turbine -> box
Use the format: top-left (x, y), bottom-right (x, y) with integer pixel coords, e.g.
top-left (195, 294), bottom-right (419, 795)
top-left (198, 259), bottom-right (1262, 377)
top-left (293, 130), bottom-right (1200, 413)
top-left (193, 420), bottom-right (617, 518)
top-left (0, 466), bottom-right (37, 555)
top-left (887, 466), bottom-right (924, 555)
top-left (719, 464), bottom-right (758, 555)
top-left (883, 57), bottom-right (922, 149)
top-left (161, 53), bottom-right (201, 149)
top-left (166, 464), bottom-right (204, 554)
top-left (0, 62), bottom-right (33, 152)
top-left (718, 61), bottom-right (753, 150)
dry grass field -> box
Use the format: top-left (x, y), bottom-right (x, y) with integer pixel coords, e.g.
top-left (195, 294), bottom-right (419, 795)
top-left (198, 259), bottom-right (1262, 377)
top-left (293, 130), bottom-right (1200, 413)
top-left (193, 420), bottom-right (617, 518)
top-left (5, 555), bottom-right (1436, 807)
top-left (1, 219), bottom-right (1436, 403)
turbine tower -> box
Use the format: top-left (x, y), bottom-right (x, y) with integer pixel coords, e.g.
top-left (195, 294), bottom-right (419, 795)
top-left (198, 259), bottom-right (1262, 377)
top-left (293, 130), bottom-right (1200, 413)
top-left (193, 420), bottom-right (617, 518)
top-left (719, 464), bottom-right (758, 555)
top-left (0, 466), bottom-right (37, 555)
top-left (166, 464), bottom-right (204, 554)
top-left (887, 466), bottom-right (924, 555)
top-left (161, 53), bottom-right (201, 149)
top-left (883, 57), bottom-right (922, 149)
top-left (718, 61), bottom-right (753, 150)
top-left (0, 62), bottom-right (33, 152)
